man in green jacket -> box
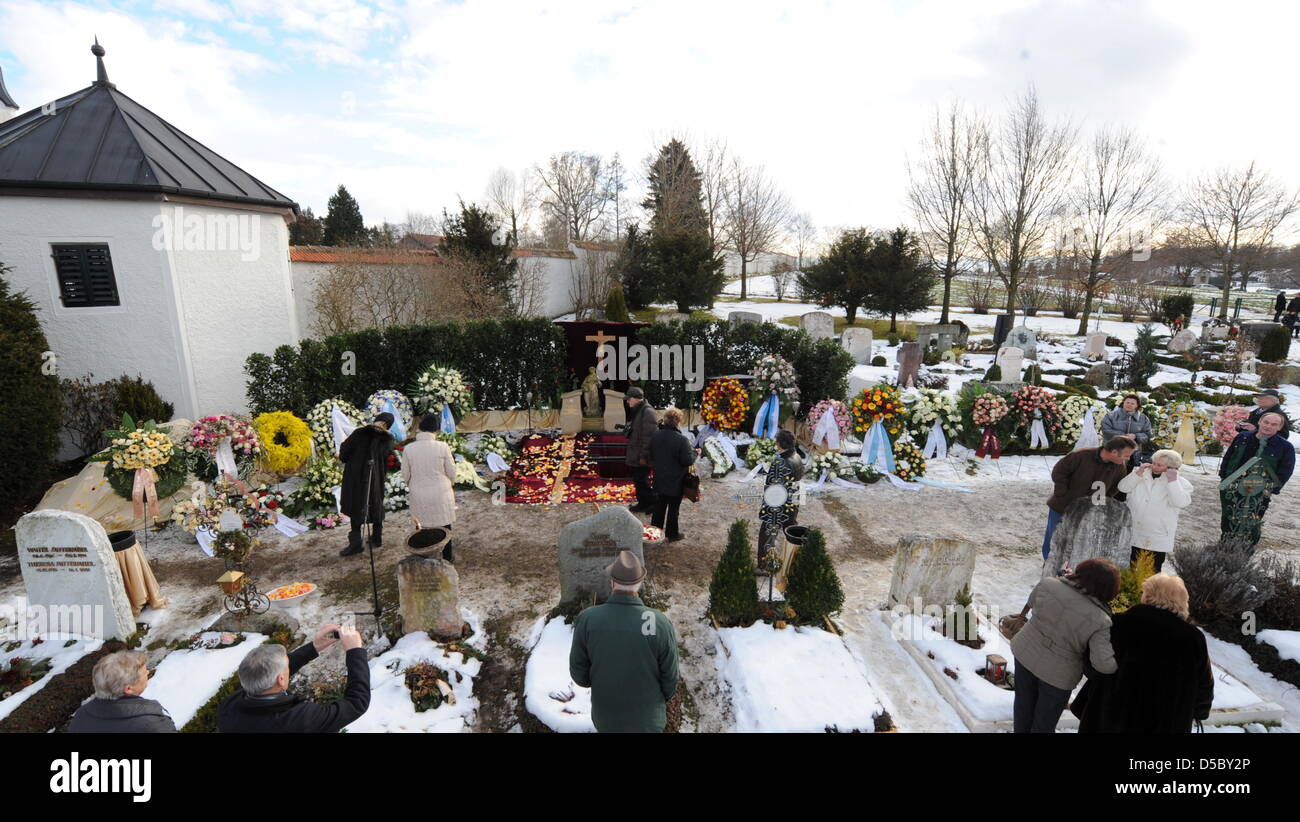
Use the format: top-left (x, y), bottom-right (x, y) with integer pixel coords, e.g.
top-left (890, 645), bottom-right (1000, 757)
top-left (569, 550), bottom-right (679, 732)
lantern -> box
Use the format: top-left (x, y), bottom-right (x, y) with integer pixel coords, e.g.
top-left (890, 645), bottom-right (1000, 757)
top-left (984, 653), bottom-right (1008, 686)
top-left (217, 570), bottom-right (246, 595)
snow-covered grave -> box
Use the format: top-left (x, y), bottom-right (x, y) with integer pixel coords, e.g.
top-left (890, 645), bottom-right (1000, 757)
top-left (523, 616), bottom-right (595, 732)
top-left (886, 612), bottom-right (1284, 732)
top-left (142, 632), bottom-right (268, 728)
top-left (715, 622), bottom-right (888, 732)
top-left (1258, 630), bottom-right (1300, 664)
top-left (347, 610), bottom-right (484, 733)
top-left (0, 635), bottom-right (103, 723)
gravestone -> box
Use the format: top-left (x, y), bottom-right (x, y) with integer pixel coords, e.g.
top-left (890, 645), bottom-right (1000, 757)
top-left (800, 311), bottom-right (835, 341)
top-left (896, 341), bottom-right (922, 387)
top-left (558, 506), bottom-right (644, 605)
top-left (952, 320), bottom-right (971, 347)
top-left (397, 555), bottom-right (462, 639)
top-left (887, 536), bottom-right (977, 613)
top-left (1084, 331), bottom-right (1108, 360)
top-left (840, 327), bottom-right (874, 363)
top-left (1168, 329), bottom-right (1198, 353)
top-left (993, 315), bottom-right (1014, 348)
top-left (1241, 322), bottom-right (1282, 348)
top-left (559, 390), bottom-right (582, 435)
top-left (14, 510), bottom-right (135, 640)
top-left (602, 389), bottom-right (626, 432)
top-left (1279, 365), bottom-right (1300, 386)
top-left (915, 323), bottom-right (960, 354)
top-left (996, 346), bottom-right (1024, 381)
top-left (656, 312), bottom-right (690, 324)
top-left (1201, 320), bottom-right (1231, 341)
top-left (1044, 497), bottom-right (1132, 577)
top-left (728, 311), bottom-right (763, 325)
top-left (1005, 326), bottom-right (1037, 360)
top-left (1084, 362), bottom-right (1113, 389)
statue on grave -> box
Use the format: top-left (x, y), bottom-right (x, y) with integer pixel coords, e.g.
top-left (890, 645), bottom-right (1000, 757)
top-left (581, 367), bottom-right (602, 418)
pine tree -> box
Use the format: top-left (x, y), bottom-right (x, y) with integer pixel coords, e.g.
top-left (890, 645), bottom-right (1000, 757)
top-left (288, 206), bottom-right (324, 245)
top-left (322, 185), bottom-right (366, 246)
top-left (605, 284), bottom-right (630, 322)
top-left (798, 228), bottom-right (874, 325)
top-left (863, 227), bottom-right (937, 333)
top-left (618, 223), bottom-right (655, 309)
top-left (643, 139), bottom-right (724, 312)
top-left (709, 521), bottom-right (759, 627)
top-left (0, 264), bottom-right (62, 509)
top-left (440, 200), bottom-right (518, 311)
top-left (643, 138), bottom-right (707, 234)
top-left (784, 528), bottom-right (844, 623)
top-left (1129, 323), bottom-right (1159, 387)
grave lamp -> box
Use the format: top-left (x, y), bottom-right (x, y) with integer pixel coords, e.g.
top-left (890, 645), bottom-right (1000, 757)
top-left (217, 569), bottom-right (246, 595)
top-left (983, 653), bottom-right (1008, 686)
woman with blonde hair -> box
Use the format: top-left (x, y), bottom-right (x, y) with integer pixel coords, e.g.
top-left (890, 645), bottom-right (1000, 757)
top-left (1116, 448), bottom-right (1192, 573)
top-left (1075, 574), bottom-right (1215, 733)
top-left (647, 407), bottom-right (696, 542)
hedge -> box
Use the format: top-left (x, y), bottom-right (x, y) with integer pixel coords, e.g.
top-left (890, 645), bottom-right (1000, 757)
top-left (633, 319), bottom-right (854, 415)
top-left (245, 319), bottom-right (567, 417)
top-left (0, 270), bottom-right (62, 512)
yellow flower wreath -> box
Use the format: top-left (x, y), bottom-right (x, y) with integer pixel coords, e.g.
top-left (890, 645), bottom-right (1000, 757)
top-left (253, 411), bottom-right (314, 475)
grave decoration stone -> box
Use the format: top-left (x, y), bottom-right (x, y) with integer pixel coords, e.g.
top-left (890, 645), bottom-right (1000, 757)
top-left (1280, 365), bottom-right (1300, 386)
top-left (15, 509), bottom-right (135, 640)
top-left (993, 314), bottom-right (1014, 348)
top-left (1044, 497), bottom-right (1132, 578)
top-left (1005, 326), bottom-right (1037, 360)
top-left (800, 311), bottom-right (835, 341)
top-left (729, 311), bottom-right (763, 325)
top-left (1168, 329), bottom-right (1198, 354)
top-left (896, 341), bottom-right (923, 387)
top-left (559, 390), bottom-right (583, 435)
top-left (558, 506), bottom-right (644, 605)
top-left (952, 320), bottom-right (971, 347)
top-left (602, 389), bottom-right (627, 432)
top-left (840, 327), bottom-right (874, 364)
top-left (1201, 320), bottom-right (1231, 341)
top-left (1240, 322), bottom-right (1282, 349)
top-left (996, 346), bottom-right (1025, 382)
top-left (1084, 362), bottom-right (1113, 390)
top-left (916, 323), bottom-right (960, 354)
top-left (887, 536), bottom-right (977, 613)
top-left (1084, 331), bottom-right (1108, 360)
top-left (397, 555), bottom-right (462, 639)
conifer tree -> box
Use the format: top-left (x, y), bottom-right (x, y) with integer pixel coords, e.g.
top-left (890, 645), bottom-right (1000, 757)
top-left (605, 283), bottom-right (630, 322)
top-left (643, 140), bottom-right (724, 312)
top-left (0, 264), bottom-right (62, 508)
top-left (785, 528), bottom-right (844, 623)
top-left (709, 521), bottom-right (759, 626)
top-left (322, 185), bottom-right (366, 246)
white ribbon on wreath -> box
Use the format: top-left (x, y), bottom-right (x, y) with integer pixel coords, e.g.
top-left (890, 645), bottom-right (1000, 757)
top-left (331, 405), bottom-right (358, 456)
top-left (215, 437), bottom-right (239, 479)
top-left (923, 420), bottom-right (948, 460)
top-left (1029, 418), bottom-right (1050, 449)
top-left (1075, 411), bottom-right (1100, 450)
top-left (811, 408), bottom-right (842, 450)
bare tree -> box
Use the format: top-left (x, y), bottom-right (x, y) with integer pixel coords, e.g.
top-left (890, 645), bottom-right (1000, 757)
top-left (484, 167), bottom-right (533, 245)
top-left (968, 88), bottom-right (1076, 320)
top-left (770, 260), bottom-right (796, 302)
top-left (908, 101), bottom-right (981, 324)
top-left (402, 210), bottom-right (439, 237)
top-left (535, 151), bottom-right (609, 243)
top-left (1018, 263), bottom-right (1052, 316)
top-left (1183, 161), bottom-right (1299, 318)
top-left (966, 268), bottom-right (1000, 314)
top-left (789, 212), bottom-right (818, 272)
top-left (1068, 126), bottom-right (1166, 334)
top-left (721, 159), bottom-right (792, 300)
top-left (513, 256), bottom-right (548, 318)
top-left (696, 137), bottom-right (730, 253)
top-left (568, 248), bottom-right (619, 320)
top-left (606, 153), bottom-right (629, 241)
top-left (1151, 226), bottom-right (1206, 287)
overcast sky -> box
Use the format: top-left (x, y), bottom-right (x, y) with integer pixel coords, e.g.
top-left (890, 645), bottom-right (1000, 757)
top-left (2, 0), bottom-right (1297, 248)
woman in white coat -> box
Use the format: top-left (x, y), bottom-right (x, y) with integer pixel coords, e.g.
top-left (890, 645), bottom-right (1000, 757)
top-left (401, 414), bottom-right (459, 561)
top-left (1116, 448), bottom-right (1192, 573)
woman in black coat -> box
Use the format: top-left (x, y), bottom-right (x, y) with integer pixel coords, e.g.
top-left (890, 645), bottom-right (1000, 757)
top-left (1075, 574), bottom-right (1214, 733)
top-left (648, 408), bottom-right (695, 543)
top-left (338, 413), bottom-right (396, 556)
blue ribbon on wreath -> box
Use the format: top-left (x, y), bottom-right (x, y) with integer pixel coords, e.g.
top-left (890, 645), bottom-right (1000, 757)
top-left (753, 391), bottom-right (781, 439)
top-left (440, 404), bottom-right (456, 435)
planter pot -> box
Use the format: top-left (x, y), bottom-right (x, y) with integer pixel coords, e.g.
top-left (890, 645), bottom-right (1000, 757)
top-left (407, 527), bottom-right (449, 558)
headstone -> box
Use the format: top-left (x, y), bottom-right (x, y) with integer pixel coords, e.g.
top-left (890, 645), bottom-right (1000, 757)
top-left (1241, 322), bottom-right (1282, 348)
top-left (728, 311), bottom-right (762, 325)
top-left (14, 510), bottom-right (135, 640)
top-left (840, 327), bottom-right (874, 363)
top-left (1201, 320), bottom-right (1231, 341)
top-left (1084, 331), bottom-right (1108, 360)
top-left (602, 389), bottom-right (626, 432)
top-left (847, 373), bottom-right (881, 397)
top-left (656, 312), bottom-right (690, 323)
top-left (800, 311), bottom-right (834, 341)
top-left (952, 320), bottom-right (971, 347)
top-left (559, 390), bottom-right (582, 435)
top-left (1241, 351), bottom-right (1256, 376)
top-left (993, 315), bottom-right (1014, 349)
top-left (557, 506), bottom-right (644, 605)
top-left (1084, 362), bottom-right (1113, 389)
top-left (397, 555), bottom-right (462, 639)
top-left (1168, 329), bottom-right (1198, 353)
top-left (916, 323), bottom-right (960, 354)
top-left (1044, 497), bottom-right (1132, 577)
top-left (1279, 365), bottom-right (1300, 386)
top-left (1005, 326), bottom-right (1037, 360)
top-left (887, 536), bottom-right (977, 613)
top-left (896, 341), bottom-right (922, 387)
top-left (996, 346), bottom-right (1024, 381)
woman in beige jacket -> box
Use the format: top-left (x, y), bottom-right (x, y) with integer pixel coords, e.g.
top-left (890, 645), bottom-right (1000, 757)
top-left (401, 415), bottom-right (459, 560)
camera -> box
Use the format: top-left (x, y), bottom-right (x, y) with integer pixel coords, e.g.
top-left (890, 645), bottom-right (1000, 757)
top-left (614, 422), bottom-right (629, 432)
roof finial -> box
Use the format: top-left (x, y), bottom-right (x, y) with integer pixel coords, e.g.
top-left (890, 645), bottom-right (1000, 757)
top-left (91, 37), bottom-right (112, 87)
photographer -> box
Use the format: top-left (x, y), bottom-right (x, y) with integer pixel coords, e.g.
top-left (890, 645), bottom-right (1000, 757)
top-left (623, 387), bottom-right (659, 513)
top-left (218, 624), bottom-right (370, 733)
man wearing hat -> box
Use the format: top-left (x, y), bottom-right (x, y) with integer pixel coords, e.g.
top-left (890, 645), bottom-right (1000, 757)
top-left (568, 550), bottom-right (679, 733)
top-left (1240, 390), bottom-right (1291, 440)
top-left (338, 412), bottom-right (396, 557)
top-left (623, 387), bottom-right (659, 512)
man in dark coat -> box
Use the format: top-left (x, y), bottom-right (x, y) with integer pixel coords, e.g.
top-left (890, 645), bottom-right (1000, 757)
top-left (217, 624), bottom-right (370, 733)
top-left (69, 650), bottom-right (175, 733)
top-left (1219, 411), bottom-right (1295, 546)
top-left (1041, 437), bottom-right (1135, 559)
top-left (1240, 389), bottom-right (1291, 440)
top-left (648, 408), bottom-right (695, 542)
top-left (1274, 291), bottom-right (1288, 323)
top-left (623, 387), bottom-right (658, 512)
top-left (569, 550), bottom-right (679, 732)
top-left (338, 412), bottom-right (396, 556)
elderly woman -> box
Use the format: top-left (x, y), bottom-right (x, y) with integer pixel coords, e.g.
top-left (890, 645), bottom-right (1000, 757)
top-left (1010, 558), bottom-right (1120, 733)
top-left (402, 414), bottom-right (459, 562)
top-left (1116, 448), bottom-right (1192, 573)
top-left (68, 650), bottom-right (175, 733)
top-left (1101, 394), bottom-right (1153, 459)
top-left (648, 408), bottom-right (696, 542)
top-left (1076, 575), bottom-right (1214, 733)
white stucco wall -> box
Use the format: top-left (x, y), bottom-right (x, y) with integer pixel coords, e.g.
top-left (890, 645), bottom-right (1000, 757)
top-left (290, 259), bottom-right (328, 337)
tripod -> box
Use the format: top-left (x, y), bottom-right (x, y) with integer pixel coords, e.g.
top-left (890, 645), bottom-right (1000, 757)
top-left (352, 454), bottom-right (391, 636)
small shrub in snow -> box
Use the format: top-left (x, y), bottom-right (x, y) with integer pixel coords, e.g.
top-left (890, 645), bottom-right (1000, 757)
top-left (709, 521), bottom-right (758, 627)
top-left (1172, 540), bottom-right (1274, 629)
top-left (785, 528), bottom-right (844, 624)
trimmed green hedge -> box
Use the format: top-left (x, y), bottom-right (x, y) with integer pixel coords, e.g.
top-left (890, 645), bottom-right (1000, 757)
top-left (244, 319), bottom-right (567, 416)
top-left (0, 270), bottom-right (62, 511)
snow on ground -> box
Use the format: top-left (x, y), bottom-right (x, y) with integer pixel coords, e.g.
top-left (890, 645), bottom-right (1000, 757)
top-left (0, 633), bottom-right (103, 722)
top-left (1204, 633), bottom-right (1300, 734)
top-left (523, 616), bottom-right (594, 732)
top-left (142, 632), bottom-right (267, 727)
top-left (714, 621), bottom-right (885, 732)
top-left (348, 610), bottom-right (485, 733)
top-left (1257, 630), bottom-right (1300, 664)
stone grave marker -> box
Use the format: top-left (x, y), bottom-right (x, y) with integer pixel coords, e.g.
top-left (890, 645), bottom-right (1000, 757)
top-left (1240, 322), bottom-right (1282, 349)
top-left (729, 311), bottom-right (763, 325)
top-left (915, 323), bottom-right (959, 354)
top-left (993, 314), bottom-right (1014, 348)
top-left (1005, 326), bottom-right (1037, 360)
top-left (656, 312), bottom-right (690, 324)
top-left (1084, 362), bottom-right (1113, 389)
top-left (602, 389), bottom-right (626, 432)
top-left (840, 327), bottom-right (874, 363)
top-left (559, 390), bottom-right (582, 435)
top-left (1044, 497), bottom-right (1133, 577)
top-left (1168, 329), bottom-right (1198, 353)
top-left (996, 346), bottom-right (1024, 381)
top-left (887, 536), bottom-right (977, 613)
top-left (15, 509), bottom-right (135, 640)
top-left (558, 506), bottom-right (644, 605)
top-left (397, 555), bottom-right (462, 639)
top-left (800, 311), bottom-right (835, 340)
top-left (1084, 331), bottom-right (1108, 360)
top-left (896, 341), bottom-right (922, 387)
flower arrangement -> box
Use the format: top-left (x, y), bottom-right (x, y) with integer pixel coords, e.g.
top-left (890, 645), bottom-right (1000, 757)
top-left (971, 394), bottom-right (1009, 427)
top-left (385, 443), bottom-right (405, 473)
top-left (808, 451), bottom-right (852, 481)
top-left (289, 455), bottom-right (344, 516)
top-left (184, 415), bottom-right (262, 480)
top-left (311, 512), bottom-right (346, 530)
top-left (1212, 406), bottom-right (1251, 447)
top-left (411, 364), bottom-right (474, 417)
top-left (703, 438), bottom-right (734, 477)
top-left (252, 411), bottom-right (313, 476)
top-left (254, 486), bottom-right (287, 513)
top-left (171, 478), bottom-right (276, 536)
top-left (905, 388), bottom-right (964, 441)
top-left (850, 385), bottom-right (904, 437)
top-left (454, 457), bottom-right (489, 491)
top-left (90, 414), bottom-right (187, 504)
top-left (1058, 395), bottom-right (1107, 444)
top-left (806, 399), bottom-right (852, 442)
top-left (436, 431), bottom-right (474, 460)
top-left (364, 389), bottom-right (414, 431)
top-left (306, 398), bottom-right (363, 454)
top-left (212, 529), bottom-right (255, 565)
top-left (1154, 401), bottom-right (1214, 451)
top-left (745, 437), bottom-right (778, 469)
top-left (852, 461), bottom-right (883, 484)
top-left (474, 433), bottom-right (513, 464)
top-left (751, 354), bottom-right (800, 402)
top-left (1007, 385), bottom-right (1064, 440)
top-left (384, 471), bottom-right (409, 512)
top-left (701, 378), bottom-right (749, 431)
top-left (892, 438), bottom-right (927, 482)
